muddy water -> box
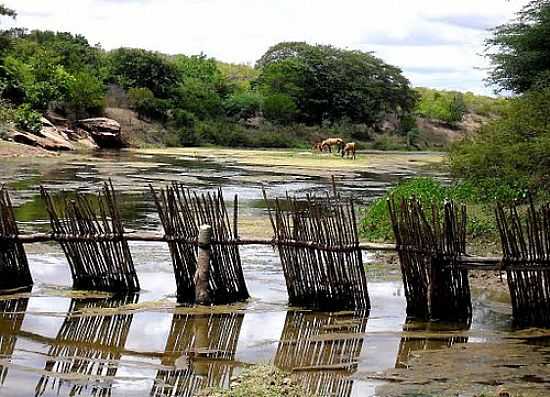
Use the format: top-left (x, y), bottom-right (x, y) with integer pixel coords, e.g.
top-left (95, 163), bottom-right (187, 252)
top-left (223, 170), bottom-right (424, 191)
top-left (0, 150), bottom-right (540, 397)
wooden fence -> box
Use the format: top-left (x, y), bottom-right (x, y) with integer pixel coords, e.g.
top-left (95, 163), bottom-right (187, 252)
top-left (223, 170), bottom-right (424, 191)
top-left (0, 185), bottom-right (33, 291)
top-left (388, 197), bottom-right (472, 322)
top-left (152, 183), bottom-right (248, 305)
top-left (496, 198), bottom-right (550, 327)
top-left (265, 191), bottom-right (370, 310)
top-left (274, 310), bottom-right (368, 397)
top-left (41, 181), bottom-right (140, 293)
top-left (1, 182), bottom-right (550, 326)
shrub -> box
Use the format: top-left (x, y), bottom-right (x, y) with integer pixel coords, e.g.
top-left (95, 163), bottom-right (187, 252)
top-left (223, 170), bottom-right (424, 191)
top-left (360, 178), bottom-right (506, 241)
top-left (223, 91), bottom-right (263, 120)
top-left (64, 71), bottom-right (105, 120)
top-left (128, 87), bottom-right (170, 121)
top-left (450, 87), bottom-right (550, 193)
top-left (262, 94), bottom-right (297, 124)
top-left (14, 105), bottom-right (42, 134)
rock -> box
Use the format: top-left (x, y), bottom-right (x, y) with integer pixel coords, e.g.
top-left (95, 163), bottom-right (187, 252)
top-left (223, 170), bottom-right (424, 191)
top-left (7, 129), bottom-right (73, 151)
top-left (78, 117), bottom-right (125, 149)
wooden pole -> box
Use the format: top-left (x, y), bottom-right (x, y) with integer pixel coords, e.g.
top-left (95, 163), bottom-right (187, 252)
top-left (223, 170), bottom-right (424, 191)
top-left (194, 225), bottom-right (212, 305)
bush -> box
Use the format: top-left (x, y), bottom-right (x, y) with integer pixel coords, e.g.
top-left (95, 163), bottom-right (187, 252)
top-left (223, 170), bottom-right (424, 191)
top-left (128, 87), bottom-right (170, 121)
top-left (416, 88), bottom-right (465, 124)
top-left (64, 71), bottom-right (105, 120)
top-left (14, 105), bottom-right (42, 134)
top-left (359, 177), bottom-right (507, 242)
top-left (262, 94), bottom-right (297, 124)
top-left (450, 87), bottom-right (550, 193)
top-left (223, 91), bottom-right (263, 120)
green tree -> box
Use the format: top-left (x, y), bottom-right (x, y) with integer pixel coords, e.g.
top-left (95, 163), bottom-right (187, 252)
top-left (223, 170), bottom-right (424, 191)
top-left (256, 42), bottom-right (416, 126)
top-left (486, 0), bottom-right (550, 93)
top-left (64, 71), bottom-right (105, 119)
top-left (107, 48), bottom-right (179, 98)
top-left (450, 87), bottom-right (550, 191)
top-left (263, 94), bottom-right (297, 124)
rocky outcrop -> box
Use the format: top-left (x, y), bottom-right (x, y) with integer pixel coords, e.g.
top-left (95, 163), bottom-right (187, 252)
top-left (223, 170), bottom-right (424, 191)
top-left (77, 117), bottom-right (125, 149)
top-left (7, 118), bottom-right (74, 151)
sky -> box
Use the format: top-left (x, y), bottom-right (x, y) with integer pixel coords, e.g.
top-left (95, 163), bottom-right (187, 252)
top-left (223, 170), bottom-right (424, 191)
top-left (2, 0), bottom-right (531, 95)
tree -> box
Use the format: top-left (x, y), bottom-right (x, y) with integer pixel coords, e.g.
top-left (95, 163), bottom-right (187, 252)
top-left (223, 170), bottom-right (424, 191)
top-left (256, 42), bottom-right (416, 126)
top-left (486, 0), bottom-right (550, 93)
top-left (107, 48), bottom-right (179, 98)
top-left (450, 87), bottom-right (550, 191)
top-left (0, 4), bottom-right (16, 55)
top-left (0, 4), bottom-right (16, 18)
top-left (64, 71), bottom-right (105, 120)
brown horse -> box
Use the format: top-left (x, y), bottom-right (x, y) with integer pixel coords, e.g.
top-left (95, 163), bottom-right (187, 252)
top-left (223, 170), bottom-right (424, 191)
top-left (311, 142), bottom-right (323, 152)
top-left (321, 138), bottom-right (344, 153)
top-left (341, 142), bottom-right (357, 159)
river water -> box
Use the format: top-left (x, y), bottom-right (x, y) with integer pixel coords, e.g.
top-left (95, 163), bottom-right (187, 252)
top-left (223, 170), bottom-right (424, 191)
top-left (0, 150), bottom-right (541, 397)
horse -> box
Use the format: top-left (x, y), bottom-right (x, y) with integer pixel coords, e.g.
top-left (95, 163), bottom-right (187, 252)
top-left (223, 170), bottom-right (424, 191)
top-left (320, 138), bottom-right (344, 153)
top-left (341, 142), bottom-right (357, 159)
top-left (311, 142), bottom-right (323, 152)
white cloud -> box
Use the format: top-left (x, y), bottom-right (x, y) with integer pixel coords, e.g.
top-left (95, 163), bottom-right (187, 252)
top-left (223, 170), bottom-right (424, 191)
top-left (3, 0), bottom-right (530, 94)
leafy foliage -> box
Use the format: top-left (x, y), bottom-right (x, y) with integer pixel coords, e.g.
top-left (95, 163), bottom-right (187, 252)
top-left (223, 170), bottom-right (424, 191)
top-left (416, 88), bottom-right (466, 124)
top-left (14, 104), bottom-right (42, 134)
top-left (107, 48), bottom-right (178, 98)
top-left (486, 0), bottom-right (550, 93)
top-left (64, 71), bottom-right (105, 119)
top-left (359, 177), bottom-right (510, 242)
top-left (450, 87), bottom-right (550, 192)
top-left (256, 42), bottom-right (417, 126)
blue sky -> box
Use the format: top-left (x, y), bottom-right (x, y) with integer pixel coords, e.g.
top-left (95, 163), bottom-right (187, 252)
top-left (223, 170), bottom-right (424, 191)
top-left (3, 0), bottom-right (530, 95)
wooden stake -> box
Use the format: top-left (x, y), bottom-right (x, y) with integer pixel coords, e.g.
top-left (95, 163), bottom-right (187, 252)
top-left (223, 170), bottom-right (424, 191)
top-left (195, 225), bottom-right (212, 305)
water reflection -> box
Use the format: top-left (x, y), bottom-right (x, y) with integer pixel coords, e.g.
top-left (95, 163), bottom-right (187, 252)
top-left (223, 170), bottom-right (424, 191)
top-left (35, 294), bottom-right (137, 397)
top-left (395, 320), bottom-right (470, 369)
top-left (274, 310), bottom-right (369, 397)
top-left (0, 298), bottom-right (28, 385)
top-left (151, 312), bottom-right (244, 397)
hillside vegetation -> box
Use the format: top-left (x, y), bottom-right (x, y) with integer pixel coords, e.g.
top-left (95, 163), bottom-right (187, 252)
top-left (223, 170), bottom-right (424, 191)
top-left (0, 5), bottom-right (504, 151)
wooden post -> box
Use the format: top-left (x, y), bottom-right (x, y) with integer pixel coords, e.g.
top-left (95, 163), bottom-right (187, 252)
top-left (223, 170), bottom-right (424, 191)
top-left (194, 225), bottom-right (212, 305)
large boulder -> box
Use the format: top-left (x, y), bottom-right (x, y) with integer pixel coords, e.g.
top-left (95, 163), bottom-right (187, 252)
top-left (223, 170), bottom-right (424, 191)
top-left (7, 118), bottom-right (74, 151)
top-left (78, 117), bottom-right (125, 149)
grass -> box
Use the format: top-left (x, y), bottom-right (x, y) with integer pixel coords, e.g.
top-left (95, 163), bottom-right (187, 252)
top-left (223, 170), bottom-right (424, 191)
top-left (358, 177), bottom-right (527, 246)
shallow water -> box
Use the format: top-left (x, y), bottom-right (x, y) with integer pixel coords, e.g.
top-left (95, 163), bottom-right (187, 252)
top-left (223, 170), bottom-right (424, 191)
top-left (0, 150), bottom-right (533, 397)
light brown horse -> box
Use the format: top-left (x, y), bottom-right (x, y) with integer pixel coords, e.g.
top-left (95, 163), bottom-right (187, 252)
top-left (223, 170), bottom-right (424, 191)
top-left (320, 138), bottom-right (344, 153)
top-left (312, 142), bottom-right (323, 152)
top-left (341, 142), bottom-right (357, 159)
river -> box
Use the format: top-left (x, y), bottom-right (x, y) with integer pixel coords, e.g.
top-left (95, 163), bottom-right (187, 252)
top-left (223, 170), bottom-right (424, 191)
top-left (0, 149), bottom-right (546, 397)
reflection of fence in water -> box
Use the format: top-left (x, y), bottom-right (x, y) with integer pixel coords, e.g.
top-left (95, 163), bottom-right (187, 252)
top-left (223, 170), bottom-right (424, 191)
top-left (0, 298), bottom-right (28, 385)
top-left (274, 311), bottom-right (368, 397)
top-left (151, 312), bottom-right (244, 397)
top-left (394, 321), bottom-right (469, 369)
top-left (35, 295), bottom-right (137, 397)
